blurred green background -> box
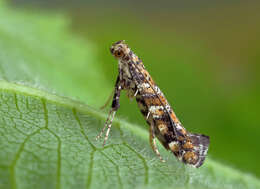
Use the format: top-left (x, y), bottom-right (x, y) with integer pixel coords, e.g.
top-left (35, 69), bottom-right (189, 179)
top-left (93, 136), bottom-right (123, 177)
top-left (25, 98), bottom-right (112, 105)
top-left (8, 0), bottom-right (260, 177)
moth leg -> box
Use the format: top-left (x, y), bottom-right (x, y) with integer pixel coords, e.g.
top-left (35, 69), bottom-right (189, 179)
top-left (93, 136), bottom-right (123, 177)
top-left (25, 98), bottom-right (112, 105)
top-left (100, 90), bottom-right (114, 110)
top-left (134, 89), bottom-right (139, 97)
top-left (146, 111), bottom-right (151, 120)
top-left (102, 109), bottom-right (116, 146)
top-left (96, 76), bottom-right (122, 146)
top-left (95, 109), bottom-right (114, 140)
top-left (127, 86), bottom-right (139, 101)
top-left (149, 124), bottom-right (165, 162)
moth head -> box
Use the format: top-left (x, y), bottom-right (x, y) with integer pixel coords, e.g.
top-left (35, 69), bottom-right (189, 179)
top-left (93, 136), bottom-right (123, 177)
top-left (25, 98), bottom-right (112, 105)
top-left (110, 40), bottom-right (129, 59)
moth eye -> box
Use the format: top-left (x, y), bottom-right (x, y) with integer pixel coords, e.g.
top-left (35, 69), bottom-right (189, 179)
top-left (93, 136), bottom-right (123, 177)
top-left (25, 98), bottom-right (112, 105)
top-left (115, 50), bottom-right (123, 57)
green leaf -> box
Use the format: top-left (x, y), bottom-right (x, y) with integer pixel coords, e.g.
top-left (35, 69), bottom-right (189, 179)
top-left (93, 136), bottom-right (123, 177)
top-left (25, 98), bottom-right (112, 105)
top-left (0, 2), bottom-right (259, 189)
top-left (0, 81), bottom-right (260, 189)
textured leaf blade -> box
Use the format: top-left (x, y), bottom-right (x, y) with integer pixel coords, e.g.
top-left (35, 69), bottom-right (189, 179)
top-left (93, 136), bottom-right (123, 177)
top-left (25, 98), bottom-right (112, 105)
top-left (0, 81), bottom-right (260, 189)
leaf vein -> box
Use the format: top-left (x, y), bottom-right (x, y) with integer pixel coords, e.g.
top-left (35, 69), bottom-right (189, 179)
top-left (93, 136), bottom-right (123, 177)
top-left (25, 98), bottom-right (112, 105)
top-left (123, 142), bottom-right (149, 186)
top-left (100, 151), bottom-right (123, 189)
top-left (86, 150), bottom-right (95, 189)
top-left (72, 108), bottom-right (96, 150)
top-left (42, 98), bottom-right (61, 189)
top-left (9, 127), bottom-right (45, 189)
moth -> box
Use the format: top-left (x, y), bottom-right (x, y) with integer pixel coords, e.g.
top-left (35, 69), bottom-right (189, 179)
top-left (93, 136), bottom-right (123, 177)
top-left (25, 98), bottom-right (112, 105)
top-left (96, 40), bottom-right (209, 168)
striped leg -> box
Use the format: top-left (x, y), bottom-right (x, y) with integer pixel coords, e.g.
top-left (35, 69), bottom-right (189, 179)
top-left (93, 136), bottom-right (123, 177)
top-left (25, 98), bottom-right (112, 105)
top-left (96, 76), bottom-right (121, 146)
top-left (102, 110), bottom-right (116, 146)
top-left (149, 124), bottom-right (165, 162)
top-left (95, 109), bottom-right (115, 141)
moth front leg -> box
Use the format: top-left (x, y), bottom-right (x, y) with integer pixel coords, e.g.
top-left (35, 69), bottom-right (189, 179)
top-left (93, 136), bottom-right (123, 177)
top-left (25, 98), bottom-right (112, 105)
top-left (96, 76), bottom-right (122, 146)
